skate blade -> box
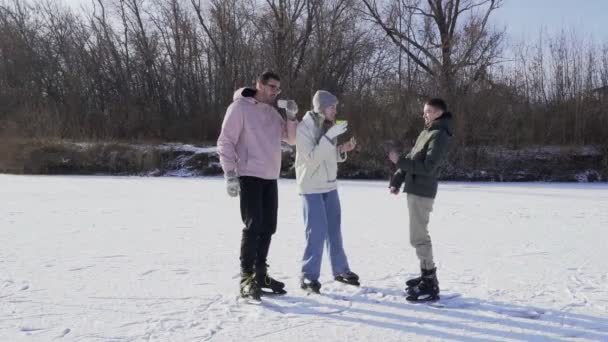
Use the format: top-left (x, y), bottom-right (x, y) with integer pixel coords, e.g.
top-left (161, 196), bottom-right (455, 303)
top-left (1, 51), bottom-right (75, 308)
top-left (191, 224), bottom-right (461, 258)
top-left (301, 287), bottom-right (321, 295)
top-left (261, 289), bottom-right (287, 296)
top-left (405, 294), bottom-right (440, 303)
top-left (238, 296), bottom-right (262, 305)
top-left (336, 279), bottom-right (360, 287)
top-left (404, 286), bottom-right (436, 296)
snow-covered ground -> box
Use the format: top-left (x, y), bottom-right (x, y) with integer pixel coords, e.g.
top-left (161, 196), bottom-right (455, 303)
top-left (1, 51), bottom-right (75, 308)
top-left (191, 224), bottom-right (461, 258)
top-left (1, 175), bottom-right (608, 341)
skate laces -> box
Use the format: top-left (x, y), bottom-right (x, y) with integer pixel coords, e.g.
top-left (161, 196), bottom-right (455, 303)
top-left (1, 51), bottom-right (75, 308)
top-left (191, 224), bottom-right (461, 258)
top-left (241, 274), bottom-right (255, 286)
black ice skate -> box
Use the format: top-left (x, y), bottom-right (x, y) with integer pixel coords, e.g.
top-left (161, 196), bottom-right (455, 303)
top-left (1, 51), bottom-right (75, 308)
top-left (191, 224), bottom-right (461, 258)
top-left (405, 268), bottom-right (440, 302)
top-left (300, 278), bottom-right (321, 294)
top-left (334, 271), bottom-right (360, 286)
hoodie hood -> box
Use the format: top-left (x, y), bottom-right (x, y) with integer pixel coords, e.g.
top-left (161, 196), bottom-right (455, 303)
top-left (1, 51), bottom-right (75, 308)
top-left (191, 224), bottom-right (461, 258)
top-left (428, 112), bottom-right (454, 136)
top-left (232, 87), bottom-right (257, 102)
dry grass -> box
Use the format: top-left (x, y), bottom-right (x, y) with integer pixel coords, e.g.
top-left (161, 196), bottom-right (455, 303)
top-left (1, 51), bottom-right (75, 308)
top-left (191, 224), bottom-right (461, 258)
top-left (0, 138), bottom-right (162, 175)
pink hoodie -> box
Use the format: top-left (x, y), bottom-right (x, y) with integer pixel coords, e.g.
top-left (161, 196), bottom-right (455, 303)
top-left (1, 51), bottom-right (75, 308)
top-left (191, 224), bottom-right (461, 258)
top-left (217, 88), bottom-right (297, 180)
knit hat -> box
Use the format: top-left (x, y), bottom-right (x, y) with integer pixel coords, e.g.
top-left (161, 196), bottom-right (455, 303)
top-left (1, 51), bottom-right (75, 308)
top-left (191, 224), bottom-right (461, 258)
top-left (312, 90), bottom-right (338, 114)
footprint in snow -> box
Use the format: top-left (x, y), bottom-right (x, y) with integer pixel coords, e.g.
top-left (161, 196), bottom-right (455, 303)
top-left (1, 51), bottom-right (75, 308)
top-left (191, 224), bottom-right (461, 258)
top-left (68, 265), bottom-right (95, 272)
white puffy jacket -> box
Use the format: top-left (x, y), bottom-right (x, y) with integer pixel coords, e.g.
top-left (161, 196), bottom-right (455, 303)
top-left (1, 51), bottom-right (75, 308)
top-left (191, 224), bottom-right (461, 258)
top-left (295, 111), bottom-right (347, 194)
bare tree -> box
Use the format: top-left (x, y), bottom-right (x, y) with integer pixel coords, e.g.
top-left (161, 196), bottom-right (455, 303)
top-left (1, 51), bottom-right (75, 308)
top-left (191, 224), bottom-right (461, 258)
top-left (256, 0), bottom-right (318, 91)
top-left (0, 0), bottom-right (606, 150)
top-left (361, 0), bottom-right (504, 102)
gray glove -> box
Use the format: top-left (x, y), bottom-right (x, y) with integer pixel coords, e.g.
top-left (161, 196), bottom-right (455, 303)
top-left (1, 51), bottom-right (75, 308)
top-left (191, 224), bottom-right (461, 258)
top-left (285, 100), bottom-right (298, 120)
top-left (325, 121), bottom-right (348, 140)
top-left (225, 170), bottom-right (240, 197)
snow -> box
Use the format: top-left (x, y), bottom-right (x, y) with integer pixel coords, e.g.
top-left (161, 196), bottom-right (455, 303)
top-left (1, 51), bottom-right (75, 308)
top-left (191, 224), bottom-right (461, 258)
top-left (484, 146), bottom-right (602, 160)
top-left (157, 143), bottom-right (289, 155)
top-left (72, 142), bottom-right (218, 154)
top-left (157, 143), bottom-right (218, 154)
top-left (1, 175), bottom-right (608, 341)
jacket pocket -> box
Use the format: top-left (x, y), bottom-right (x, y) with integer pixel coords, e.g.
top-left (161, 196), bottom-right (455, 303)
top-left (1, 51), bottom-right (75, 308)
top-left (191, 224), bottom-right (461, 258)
top-left (324, 161), bottom-right (336, 183)
top-left (308, 161), bottom-right (335, 184)
top-left (310, 164), bottom-right (321, 179)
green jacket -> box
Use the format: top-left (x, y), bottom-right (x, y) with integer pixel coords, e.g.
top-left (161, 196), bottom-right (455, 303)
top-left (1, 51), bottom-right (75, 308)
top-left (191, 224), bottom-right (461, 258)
top-left (390, 112), bottom-right (453, 199)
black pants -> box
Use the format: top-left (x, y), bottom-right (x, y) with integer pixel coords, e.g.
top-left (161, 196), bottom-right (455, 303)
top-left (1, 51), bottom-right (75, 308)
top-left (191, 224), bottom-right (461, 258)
top-left (239, 176), bottom-right (278, 274)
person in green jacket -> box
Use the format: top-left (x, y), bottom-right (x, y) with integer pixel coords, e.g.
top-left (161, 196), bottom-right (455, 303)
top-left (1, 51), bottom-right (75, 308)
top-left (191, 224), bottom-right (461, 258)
top-left (388, 98), bottom-right (453, 302)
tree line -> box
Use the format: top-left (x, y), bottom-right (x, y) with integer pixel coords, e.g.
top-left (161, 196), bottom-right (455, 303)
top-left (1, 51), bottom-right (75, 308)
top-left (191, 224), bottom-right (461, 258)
top-left (0, 0), bottom-right (606, 149)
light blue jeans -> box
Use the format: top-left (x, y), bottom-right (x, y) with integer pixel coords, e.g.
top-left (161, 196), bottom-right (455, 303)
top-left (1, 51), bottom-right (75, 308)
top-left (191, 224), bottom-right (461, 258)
top-left (301, 190), bottom-right (350, 281)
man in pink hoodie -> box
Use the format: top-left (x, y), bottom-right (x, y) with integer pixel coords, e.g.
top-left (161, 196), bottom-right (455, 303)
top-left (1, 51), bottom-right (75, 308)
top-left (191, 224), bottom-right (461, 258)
top-left (217, 71), bottom-right (298, 301)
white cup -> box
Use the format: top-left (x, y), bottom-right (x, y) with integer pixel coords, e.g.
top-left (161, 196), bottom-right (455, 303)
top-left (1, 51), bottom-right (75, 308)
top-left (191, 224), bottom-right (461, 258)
top-left (277, 99), bottom-right (288, 109)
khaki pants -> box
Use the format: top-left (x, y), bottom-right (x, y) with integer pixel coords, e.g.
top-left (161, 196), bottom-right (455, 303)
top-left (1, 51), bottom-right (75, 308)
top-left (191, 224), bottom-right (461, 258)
top-left (407, 193), bottom-right (435, 270)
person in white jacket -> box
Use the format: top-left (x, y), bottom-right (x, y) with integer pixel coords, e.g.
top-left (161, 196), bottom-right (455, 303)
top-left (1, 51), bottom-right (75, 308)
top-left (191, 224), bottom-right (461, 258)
top-left (295, 90), bottom-right (359, 293)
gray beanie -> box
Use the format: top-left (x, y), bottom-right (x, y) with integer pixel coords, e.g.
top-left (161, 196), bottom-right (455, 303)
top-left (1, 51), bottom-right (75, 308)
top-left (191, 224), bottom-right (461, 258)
top-left (312, 90), bottom-right (338, 114)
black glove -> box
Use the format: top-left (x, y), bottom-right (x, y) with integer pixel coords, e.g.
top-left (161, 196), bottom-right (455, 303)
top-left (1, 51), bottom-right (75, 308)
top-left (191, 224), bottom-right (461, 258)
top-left (389, 169), bottom-right (405, 192)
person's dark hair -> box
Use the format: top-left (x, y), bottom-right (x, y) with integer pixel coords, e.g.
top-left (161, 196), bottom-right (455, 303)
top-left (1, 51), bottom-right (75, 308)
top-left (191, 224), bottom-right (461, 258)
top-left (425, 98), bottom-right (447, 112)
top-left (257, 71), bottom-right (280, 84)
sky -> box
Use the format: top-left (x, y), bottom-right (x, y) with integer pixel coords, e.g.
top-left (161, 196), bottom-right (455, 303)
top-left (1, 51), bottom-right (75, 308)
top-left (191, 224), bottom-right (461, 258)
top-left (491, 0), bottom-right (608, 42)
top-left (58, 0), bottom-right (608, 43)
